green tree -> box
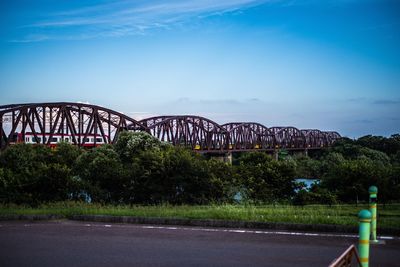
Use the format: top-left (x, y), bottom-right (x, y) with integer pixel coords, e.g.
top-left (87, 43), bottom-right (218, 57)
top-left (125, 149), bottom-right (166, 203)
top-left (235, 152), bottom-right (296, 202)
top-left (293, 184), bottom-right (337, 205)
top-left (114, 131), bottom-right (164, 163)
top-left (356, 134), bottom-right (400, 156)
top-left (293, 155), bottom-right (322, 179)
top-left (206, 159), bottom-right (236, 202)
top-left (53, 141), bottom-right (82, 167)
top-left (321, 157), bottom-right (391, 203)
top-left (0, 144), bottom-right (81, 204)
top-left (74, 145), bottom-right (125, 203)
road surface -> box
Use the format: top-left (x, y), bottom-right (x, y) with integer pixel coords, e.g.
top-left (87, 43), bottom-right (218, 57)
top-left (0, 220), bottom-right (399, 266)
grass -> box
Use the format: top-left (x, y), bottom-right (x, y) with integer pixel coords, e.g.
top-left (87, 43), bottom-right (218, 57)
top-left (1, 202), bottom-right (399, 229)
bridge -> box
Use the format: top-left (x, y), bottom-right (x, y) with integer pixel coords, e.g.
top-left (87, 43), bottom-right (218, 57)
top-left (0, 102), bottom-right (341, 153)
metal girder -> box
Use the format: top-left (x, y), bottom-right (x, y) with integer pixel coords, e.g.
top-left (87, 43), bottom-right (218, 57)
top-left (270, 127), bottom-right (306, 149)
top-left (0, 102), bottom-right (146, 149)
top-left (301, 129), bottom-right (329, 148)
top-left (222, 122), bottom-right (274, 150)
top-left (140, 116), bottom-right (227, 151)
top-left (0, 102), bottom-right (342, 151)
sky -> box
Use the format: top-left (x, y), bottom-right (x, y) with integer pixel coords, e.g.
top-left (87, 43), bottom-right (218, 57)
top-left (0, 0), bottom-right (399, 138)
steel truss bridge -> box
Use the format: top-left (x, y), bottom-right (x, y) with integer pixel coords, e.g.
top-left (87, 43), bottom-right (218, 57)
top-left (0, 102), bottom-right (341, 152)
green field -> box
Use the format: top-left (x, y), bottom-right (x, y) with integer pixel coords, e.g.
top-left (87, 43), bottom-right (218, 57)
top-left (1, 202), bottom-right (399, 229)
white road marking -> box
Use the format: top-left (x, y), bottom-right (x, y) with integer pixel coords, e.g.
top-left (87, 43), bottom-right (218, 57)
top-left (138, 225), bottom-right (398, 240)
top-left (380, 236), bottom-right (395, 240)
top-left (2, 221), bottom-right (397, 240)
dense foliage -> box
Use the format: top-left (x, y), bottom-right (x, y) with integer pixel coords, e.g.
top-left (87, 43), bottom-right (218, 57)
top-left (0, 132), bottom-right (399, 205)
top-left (293, 135), bottom-right (400, 204)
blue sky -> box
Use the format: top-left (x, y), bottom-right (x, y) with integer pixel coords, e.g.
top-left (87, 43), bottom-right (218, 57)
top-left (0, 0), bottom-right (399, 137)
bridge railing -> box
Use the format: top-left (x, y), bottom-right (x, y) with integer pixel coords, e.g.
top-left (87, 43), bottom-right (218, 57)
top-left (328, 244), bottom-right (361, 267)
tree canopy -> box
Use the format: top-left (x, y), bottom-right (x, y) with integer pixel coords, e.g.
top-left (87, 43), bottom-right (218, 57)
top-left (0, 132), bottom-right (399, 205)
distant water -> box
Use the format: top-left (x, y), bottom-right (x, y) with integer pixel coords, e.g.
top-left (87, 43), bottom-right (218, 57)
top-left (294, 178), bottom-right (320, 191)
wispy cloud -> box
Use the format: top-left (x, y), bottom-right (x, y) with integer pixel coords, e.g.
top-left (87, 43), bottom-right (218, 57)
top-left (346, 97), bottom-right (367, 103)
top-left (174, 97), bottom-right (265, 106)
top-left (353, 119), bottom-right (374, 124)
top-left (17, 0), bottom-right (270, 42)
top-left (343, 98), bottom-right (400, 106)
top-left (9, 34), bottom-right (50, 43)
top-left (152, 97), bottom-right (281, 124)
top-left (389, 117), bottom-right (400, 121)
top-left (373, 99), bottom-right (400, 105)
top-left (343, 119), bottom-right (374, 124)
top-left (278, 0), bottom-right (360, 8)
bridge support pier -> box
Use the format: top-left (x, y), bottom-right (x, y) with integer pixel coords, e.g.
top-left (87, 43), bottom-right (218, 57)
top-left (273, 150), bottom-right (279, 161)
top-left (208, 153), bottom-right (232, 164)
top-left (224, 153), bottom-right (232, 164)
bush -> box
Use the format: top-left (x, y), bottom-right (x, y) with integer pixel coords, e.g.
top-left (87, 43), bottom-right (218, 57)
top-left (0, 132), bottom-right (398, 205)
top-left (0, 144), bottom-right (83, 204)
top-left (293, 186), bottom-right (337, 206)
top-left (235, 152), bottom-right (296, 202)
top-left (74, 145), bottom-right (126, 203)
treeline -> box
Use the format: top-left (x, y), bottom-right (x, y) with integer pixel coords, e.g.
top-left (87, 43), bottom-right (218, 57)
top-left (294, 135), bottom-right (400, 204)
top-left (0, 132), bottom-right (399, 205)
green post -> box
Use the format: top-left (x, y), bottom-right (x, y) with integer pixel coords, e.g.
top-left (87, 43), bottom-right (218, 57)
top-left (358, 209), bottom-right (371, 267)
top-left (369, 185), bottom-right (378, 242)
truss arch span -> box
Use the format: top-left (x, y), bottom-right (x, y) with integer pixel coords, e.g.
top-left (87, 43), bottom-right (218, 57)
top-left (324, 131), bottom-right (342, 145)
top-left (141, 115), bottom-right (227, 151)
top-left (270, 126), bottom-right (306, 149)
top-left (0, 102), bottom-right (146, 149)
top-left (222, 122), bottom-right (274, 150)
top-left (301, 129), bottom-right (330, 148)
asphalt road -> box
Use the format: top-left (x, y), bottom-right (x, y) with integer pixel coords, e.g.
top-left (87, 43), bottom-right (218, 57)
top-left (0, 221), bottom-right (399, 267)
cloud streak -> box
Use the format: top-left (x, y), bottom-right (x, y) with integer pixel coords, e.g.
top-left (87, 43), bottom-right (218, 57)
top-left (373, 99), bottom-right (400, 105)
top-left (344, 98), bottom-right (400, 106)
top-left (18, 0), bottom-right (269, 41)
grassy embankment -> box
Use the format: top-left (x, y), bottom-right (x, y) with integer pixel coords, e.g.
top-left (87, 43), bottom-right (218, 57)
top-left (1, 202), bottom-right (399, 229)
